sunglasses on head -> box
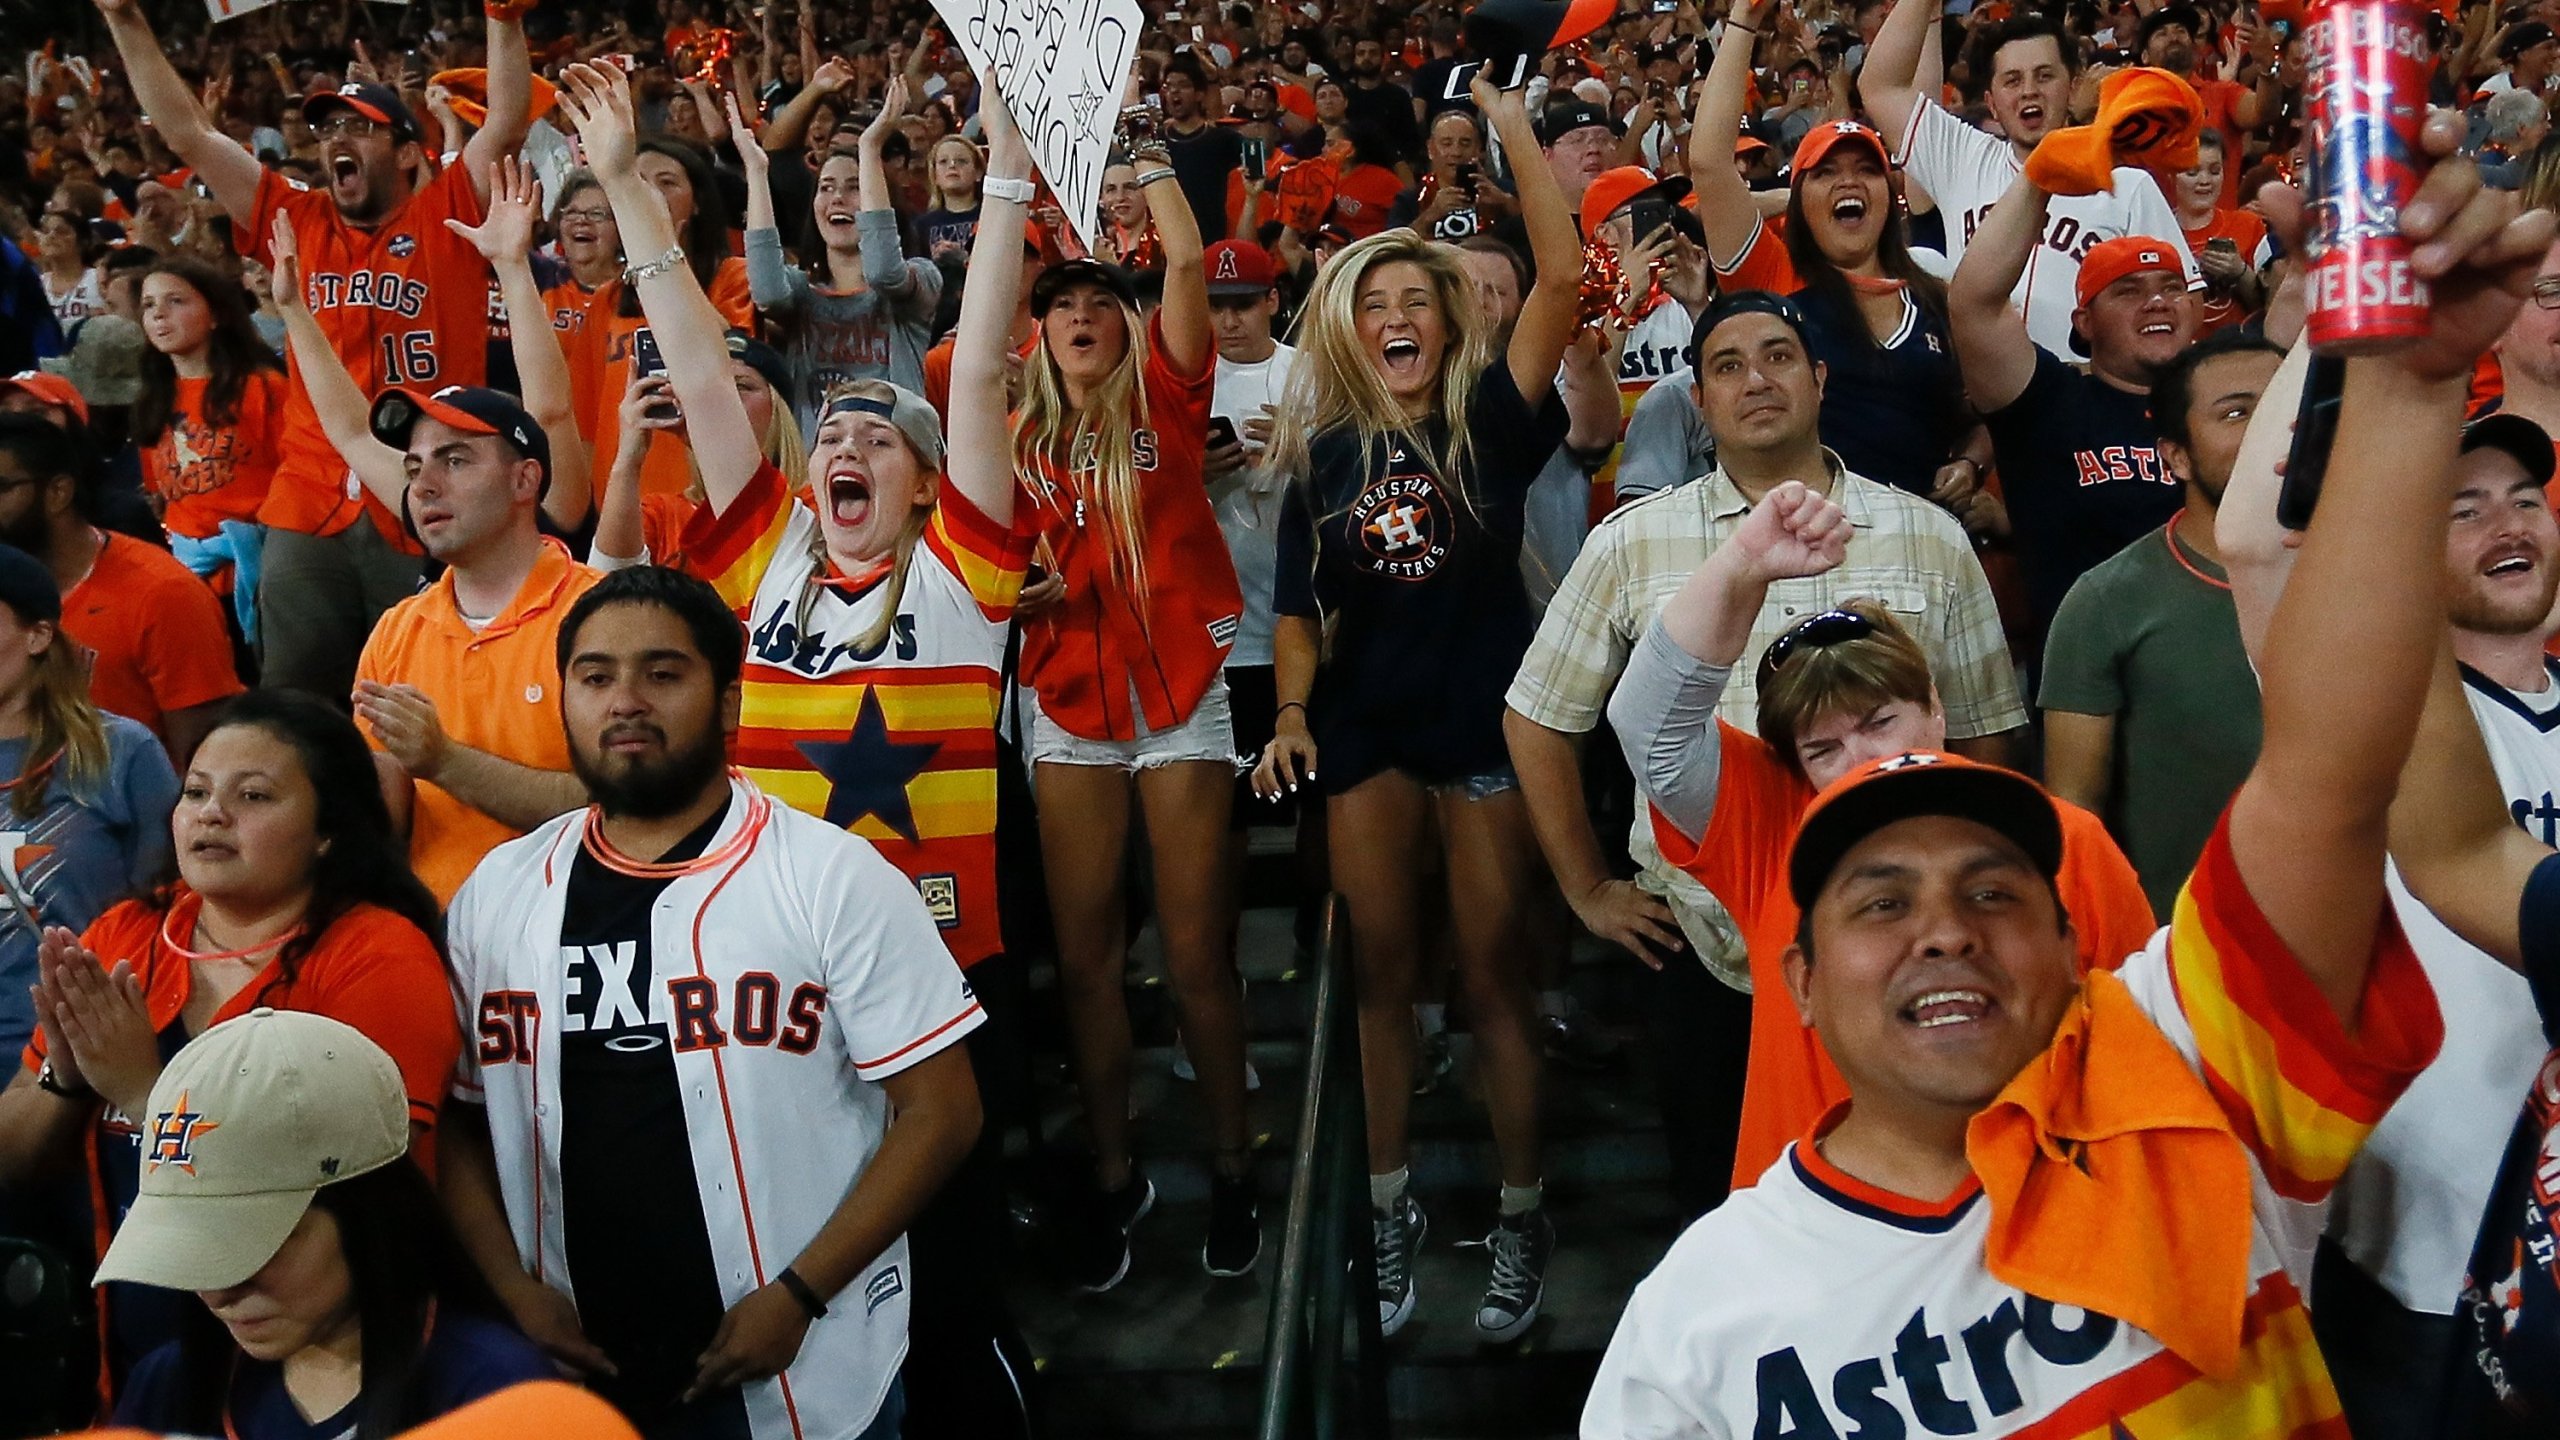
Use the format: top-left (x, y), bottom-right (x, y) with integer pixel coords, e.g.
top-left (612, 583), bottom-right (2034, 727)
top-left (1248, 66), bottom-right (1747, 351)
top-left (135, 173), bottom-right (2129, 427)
top-left (1755, 608), bottom-right (1876, 690)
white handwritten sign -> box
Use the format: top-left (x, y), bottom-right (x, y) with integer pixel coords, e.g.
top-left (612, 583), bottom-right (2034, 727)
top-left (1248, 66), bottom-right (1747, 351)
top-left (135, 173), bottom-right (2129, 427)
top-left (205, 0), bottom-right (286, 20)
top-left (930, 0), bottom-right (1140, 252)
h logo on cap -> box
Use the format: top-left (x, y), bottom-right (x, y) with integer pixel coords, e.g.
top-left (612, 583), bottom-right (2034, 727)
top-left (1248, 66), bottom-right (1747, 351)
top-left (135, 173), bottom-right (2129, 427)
top-left (1875, 753), bottom-right (1941, 772)
top-left (147, 1092), bottom-right (220, 1175)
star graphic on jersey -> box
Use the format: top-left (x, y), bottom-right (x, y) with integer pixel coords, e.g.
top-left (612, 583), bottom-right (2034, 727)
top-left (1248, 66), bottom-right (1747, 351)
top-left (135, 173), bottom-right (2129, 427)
top-left (796, 688), bottom-right (941, 843)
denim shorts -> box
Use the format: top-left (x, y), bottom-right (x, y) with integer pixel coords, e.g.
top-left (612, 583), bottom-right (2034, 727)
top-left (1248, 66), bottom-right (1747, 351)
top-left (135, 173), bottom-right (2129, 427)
top-left (1435, 766), bottom-right (1520, 801)
top-left (1029, 673), bottom-right (1246, 773)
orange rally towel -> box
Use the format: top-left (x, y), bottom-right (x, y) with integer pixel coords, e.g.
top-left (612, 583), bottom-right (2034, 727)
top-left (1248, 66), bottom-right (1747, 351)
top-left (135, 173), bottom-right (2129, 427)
top-left (2023, 67), bottom-right (2205, 196)
top-left (1966, 967), bottom-right (2254, 1379)
top-left (429, 69), bottom-right (561, 129)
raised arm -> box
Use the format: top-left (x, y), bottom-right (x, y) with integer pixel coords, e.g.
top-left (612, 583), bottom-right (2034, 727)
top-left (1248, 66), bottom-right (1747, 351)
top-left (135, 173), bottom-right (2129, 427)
top-left (460, 8), bottom-right (534, 202)
top-left (2229, 119), bottom-right (2556, 1022)
top-left (1485, 74), bottom-right (1583, 403)
top-left (1947, 169), bottom-right (2046, 413)
top-left (1128, 89), bottom-right (1211, 377)
top-left (856, 79), bottom-right (939, 309)
top-left (1689, 0), bottom-right (1779, 268)
top-left (89, 0), bottom-right (264, 226)
top-left (945, 78), bottom-right (1029, 527)
top-left (765, 58), bottom-right (851, 154)
top-left (2389, 641), bottom-right (2546, 968)
top-left (444, 157), bottom-right (591, 531)
top-left (2214, 336), bottom-right (2312, 665)
top-left (268, 214), bottom-right (409, 513)
top-left (557, 63), bottom-right (762, 515)
top-left (1856, 0), bottom-right (1937, 152)
top-left (729, 91), bottom-right (778, 234)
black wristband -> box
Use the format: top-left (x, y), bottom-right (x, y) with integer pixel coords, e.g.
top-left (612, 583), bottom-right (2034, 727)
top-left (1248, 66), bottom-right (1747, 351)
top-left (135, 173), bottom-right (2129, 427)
top-left (1276, 701), bottom-right (1307, 719)
top-left (36, 1060), bottom-right (92, 1100)
top-left (776, 1266), bottom-right (828, 1319)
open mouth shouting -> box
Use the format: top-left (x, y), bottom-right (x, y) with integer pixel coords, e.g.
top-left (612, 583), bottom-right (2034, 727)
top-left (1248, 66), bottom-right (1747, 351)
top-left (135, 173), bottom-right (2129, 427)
top-left (2484, 545), bottom-right (2544, 582)
top-left (826, 464), bottom-right (875, 531)
top-left (327, 148), bottom-right (364, 197)
top-left (1829, 193), bottom-right (1871, 229)
top-left (2014, 101), bottom-right (2048, 135)
top-left (1379, 336), bottom-right (1424, 382)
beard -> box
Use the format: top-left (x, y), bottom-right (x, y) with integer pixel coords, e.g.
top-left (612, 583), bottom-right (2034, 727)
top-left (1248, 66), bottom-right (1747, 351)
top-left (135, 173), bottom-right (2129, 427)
top-left (0, 503), bottom-right (51, 558)
top-left (571, 719), bottom-right (730, 819)
top-left (2450, 569), bottom-right (2560, 637)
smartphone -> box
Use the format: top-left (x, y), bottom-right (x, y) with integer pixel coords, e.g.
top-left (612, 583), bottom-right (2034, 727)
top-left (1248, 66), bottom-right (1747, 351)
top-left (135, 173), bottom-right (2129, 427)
top-left (2278, 353), bottom-right (2346, 531)
top-left (1445, 54), bottom-right (1530, 99)
top-left (1454, 161), bottom-right (1480, 193)
top-left (1627, 195), bottom-right (1675, 244)
top-left (1242, 134), bottom-right (1268, 181)
top-left (2206, 236), bottom-right (2240, 257)
top-left (1652, 0), bottom-right (1678, 11)
top-left (1207, 416), bottom-right (1239, 449)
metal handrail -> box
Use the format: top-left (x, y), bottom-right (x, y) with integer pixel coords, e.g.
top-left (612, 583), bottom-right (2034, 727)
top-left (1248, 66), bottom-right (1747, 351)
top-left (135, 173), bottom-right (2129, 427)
top-left (1256, 894), bottom-right (1390, 1440)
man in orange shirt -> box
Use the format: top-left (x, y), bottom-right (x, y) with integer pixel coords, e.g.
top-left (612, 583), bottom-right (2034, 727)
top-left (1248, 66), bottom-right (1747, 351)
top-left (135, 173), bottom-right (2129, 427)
top-left (0, 413), bottom-right (239, 765)
top-left (90, 0), bottom-right (533, 704)
top-left (353, 386), bottom-right (598, 902)
top-left (2138, 3), bottom-right (2273, 205)
top-left (1607, 481), bottom-right (2155, 1188)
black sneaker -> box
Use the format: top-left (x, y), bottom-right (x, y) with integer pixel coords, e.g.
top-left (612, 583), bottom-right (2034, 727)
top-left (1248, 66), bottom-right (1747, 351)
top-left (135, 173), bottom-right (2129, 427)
top-left (1540, 1011), bottom-right (1622, 1074)
top-left (1412, 1028), bottom-right (1455, 1096)
top-left (1067, 1166), bottom-right (1156, 1293)
top-left (1372, 1192), bottom-right (1426, 1338)
top-left (1473, 1205), bottom-right (1553, 1343)
top-left (1204, 1172), bottom-right (1262, 1277)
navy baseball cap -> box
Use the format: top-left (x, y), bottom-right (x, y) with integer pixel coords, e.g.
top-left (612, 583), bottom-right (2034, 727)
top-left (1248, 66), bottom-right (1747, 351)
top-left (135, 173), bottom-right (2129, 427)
top-left (0, 544), bottom-right (59, 626)
top-left (305, 83), bottom-right (423, 145)
top-left (1032, 259), bottom-right (1140, 316)
top-left (1535, 99), bottom-right (1620, 147)
top-left (369, 386), bottom-right (551, 488)
top-left (1691, 289), bottom-right (1813, 361)
top-left (724, 330), bottom-right (793, 398)
top-left (2462, 412), bottom-right (2558, 488)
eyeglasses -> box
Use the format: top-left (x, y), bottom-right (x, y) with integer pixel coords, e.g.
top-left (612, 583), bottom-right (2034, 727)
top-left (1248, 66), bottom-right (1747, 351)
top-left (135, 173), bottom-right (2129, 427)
top-left (558, 207), bottom-right (613, 224)
top-left (313, 115), bottom-right (389, 141)
top-left (1755, 608), bottom-right (1877, 689)
top-left (2534, 276), bottom-right (2560, 310)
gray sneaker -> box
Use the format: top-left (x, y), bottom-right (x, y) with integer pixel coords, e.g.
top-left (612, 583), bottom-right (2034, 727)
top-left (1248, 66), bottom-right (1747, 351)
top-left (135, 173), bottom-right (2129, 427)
top-left (1472, 1205), bottom-right (1554, 1343)
top-left (1372, 1192), bottom-right (1427, 1338)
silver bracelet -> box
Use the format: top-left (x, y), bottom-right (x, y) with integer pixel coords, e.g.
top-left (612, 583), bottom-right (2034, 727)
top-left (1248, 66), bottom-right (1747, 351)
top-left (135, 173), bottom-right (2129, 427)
top-left (982, 175), bottom-right (1036, 204)
top-left (623, 243), bottom-right (687, 286)
top-left (1134, 166), bottom-right (1178, 189)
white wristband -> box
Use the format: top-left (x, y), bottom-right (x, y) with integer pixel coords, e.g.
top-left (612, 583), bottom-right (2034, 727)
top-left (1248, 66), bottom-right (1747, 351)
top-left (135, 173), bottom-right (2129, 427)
top-left (983, 175), bottom-right (1036, 204)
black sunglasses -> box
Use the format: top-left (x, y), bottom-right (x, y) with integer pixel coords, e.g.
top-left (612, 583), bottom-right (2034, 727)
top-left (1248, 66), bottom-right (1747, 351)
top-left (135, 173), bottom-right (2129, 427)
top-left (1756, 608), bottom-right (1876, 689)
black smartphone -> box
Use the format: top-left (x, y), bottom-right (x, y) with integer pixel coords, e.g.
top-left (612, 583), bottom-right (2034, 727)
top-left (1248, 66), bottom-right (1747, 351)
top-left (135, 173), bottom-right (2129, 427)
top-left (1241, 134), bottom-right (1268, 181)
top-left (1652, 0), bottom-right (1678, 11)
top-left (1454, 160), bottom-right (1480, 193)
top-left (1024, 561), bottom-right (1051, 586)
top-left (2278, 353), bottom-right (2346, 531)
top-left (1627, 195), bottom-right (1675, 244)
top-left (1207, 416), bottom-right (1239, 449)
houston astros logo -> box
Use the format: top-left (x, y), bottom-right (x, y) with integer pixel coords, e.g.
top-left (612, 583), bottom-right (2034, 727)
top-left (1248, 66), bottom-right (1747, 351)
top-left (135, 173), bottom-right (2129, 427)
top-left (146, 1092), bottom-right (220, 1175)
top-left (1350, 475), bottom-right (1452, 580)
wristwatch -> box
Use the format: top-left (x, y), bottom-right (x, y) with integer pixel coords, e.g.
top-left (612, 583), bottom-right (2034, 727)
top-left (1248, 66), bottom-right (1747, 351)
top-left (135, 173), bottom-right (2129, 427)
top-left (983, 175), bottom-right (1037, 204)
top-left (36, 1059), bottom-right (91, 1100)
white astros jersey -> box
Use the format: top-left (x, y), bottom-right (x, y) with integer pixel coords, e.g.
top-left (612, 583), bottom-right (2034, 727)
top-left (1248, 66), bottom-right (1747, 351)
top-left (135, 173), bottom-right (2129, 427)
top-left (1895, 101), bottom-right (2198, 358)
top-left (448, 775), bottom-right (985, 1440)
top-left (2335, 664), bottom-right (2560, 1314)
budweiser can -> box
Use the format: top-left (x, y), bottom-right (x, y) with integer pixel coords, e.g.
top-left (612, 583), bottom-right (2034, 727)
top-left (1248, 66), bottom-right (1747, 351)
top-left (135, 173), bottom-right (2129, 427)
top-left (2300, 0), bottom-right (2432, 352)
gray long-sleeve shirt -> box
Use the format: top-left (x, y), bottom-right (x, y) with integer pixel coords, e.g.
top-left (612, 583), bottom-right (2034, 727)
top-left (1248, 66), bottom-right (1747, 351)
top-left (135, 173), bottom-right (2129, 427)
top-left (747, 208), bottom-right (942, 436)
top-left (1607, 617), bottom-right (1737, 845)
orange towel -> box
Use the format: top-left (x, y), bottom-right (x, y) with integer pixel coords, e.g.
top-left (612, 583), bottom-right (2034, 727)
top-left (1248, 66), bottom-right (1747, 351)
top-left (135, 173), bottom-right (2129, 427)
top-left (2023, 67), bottom-right (2205, 196)
top-left (429, 69), bottom-right (561, 129)
top-left (1966, 968), bottom-right (2254, 1378)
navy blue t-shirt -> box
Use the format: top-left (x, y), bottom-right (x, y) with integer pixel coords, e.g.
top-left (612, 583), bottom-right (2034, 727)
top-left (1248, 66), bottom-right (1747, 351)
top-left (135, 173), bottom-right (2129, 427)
top-left (1983, 348), bottom-right (2183, 642)
top-left (1794, 288), bottom-right (1970, 498)
top-left (2450, 853), bottom-right (2560, 1435)
top-left (115, 1311), bottom-right (552, 1439)
top-left (1274, 360), bottom-right (1567, 790)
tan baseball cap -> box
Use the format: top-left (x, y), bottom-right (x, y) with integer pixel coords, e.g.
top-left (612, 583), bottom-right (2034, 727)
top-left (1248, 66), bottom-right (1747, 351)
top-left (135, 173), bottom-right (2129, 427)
top-left (93, 1008), bottom-right (409, 1293)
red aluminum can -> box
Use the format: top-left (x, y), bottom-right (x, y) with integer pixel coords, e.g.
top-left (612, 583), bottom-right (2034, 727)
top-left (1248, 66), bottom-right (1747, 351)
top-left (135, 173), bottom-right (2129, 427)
top-left (2300, 0), bottom-right (2433, 353)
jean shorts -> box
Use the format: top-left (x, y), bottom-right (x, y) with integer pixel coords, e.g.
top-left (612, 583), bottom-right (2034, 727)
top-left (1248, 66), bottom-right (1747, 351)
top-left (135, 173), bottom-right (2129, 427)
top-left (1438, 767), bottom-right (1521, 801)
top-left (1029, 673), bottom-right (1246, 772)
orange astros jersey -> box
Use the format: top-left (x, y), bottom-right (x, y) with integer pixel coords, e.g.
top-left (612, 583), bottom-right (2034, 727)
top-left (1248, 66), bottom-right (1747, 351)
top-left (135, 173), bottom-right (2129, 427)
top-left (682, 462), bottom-right (1028, 968)
top-left (247, 164), bottom-right (490, 541)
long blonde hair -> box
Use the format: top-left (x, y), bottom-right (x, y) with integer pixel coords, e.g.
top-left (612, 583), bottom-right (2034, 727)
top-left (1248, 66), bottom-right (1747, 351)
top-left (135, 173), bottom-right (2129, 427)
top-left (1268, 232), bottom-right (1496, 502)
top-left (684, 368), bottom-right (810, 502)
top-left (16, 633), bottom-right (108, 820)
top-left (1012, 295), bottom-right (1157, 604)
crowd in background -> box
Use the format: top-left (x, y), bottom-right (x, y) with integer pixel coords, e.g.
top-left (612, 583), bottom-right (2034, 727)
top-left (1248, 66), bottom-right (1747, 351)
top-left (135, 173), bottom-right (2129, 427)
top-left (1, 0), bottom-right (2560, 1435)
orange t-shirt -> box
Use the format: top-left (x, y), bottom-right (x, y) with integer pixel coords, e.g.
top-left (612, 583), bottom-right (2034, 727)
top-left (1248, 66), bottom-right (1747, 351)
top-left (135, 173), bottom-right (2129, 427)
top-left (543, 275), bottom-right (602, 335)
top-left (64, 532), bottom-right (244, 744)
top-left (2181, 207), bottom-right (2271, 336)
top-left (1653, 728), bottom-right (2159, 1188)
top-left (566, 261), bottom-right (756, 503)
top-left (246, 163), bottom-right (488, 544)
top-left (142, 370), bottom-right (285, 539)
top-left (354, 540), bottom-right (602, 901)
top-left (2193, 78), bottom-right (2251, 206)
top-left (1328, 162), bottom-right (1405, 239)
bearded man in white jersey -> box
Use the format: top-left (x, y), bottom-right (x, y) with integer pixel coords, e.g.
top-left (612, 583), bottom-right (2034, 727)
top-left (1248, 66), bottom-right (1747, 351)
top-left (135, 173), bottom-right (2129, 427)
top-left (1858, 3), bottom-right (2195, 356)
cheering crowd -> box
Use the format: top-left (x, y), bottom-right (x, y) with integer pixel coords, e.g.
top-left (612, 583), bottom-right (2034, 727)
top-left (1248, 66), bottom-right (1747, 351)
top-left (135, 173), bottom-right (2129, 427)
top-left (3, 0), bottom-right (2560, 1434)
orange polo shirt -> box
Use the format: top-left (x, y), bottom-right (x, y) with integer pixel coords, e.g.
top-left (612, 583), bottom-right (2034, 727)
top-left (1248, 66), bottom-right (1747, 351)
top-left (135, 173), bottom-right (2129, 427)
top-left (1653, 728), bottom-right (2160, 1189)
top-left (354, 539), bottom-right (601, 901)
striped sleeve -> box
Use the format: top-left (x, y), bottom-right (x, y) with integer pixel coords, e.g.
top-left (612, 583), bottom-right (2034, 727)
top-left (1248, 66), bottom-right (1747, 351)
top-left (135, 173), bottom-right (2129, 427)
top-left (924, 484), bottom-right (1032, 618)
top-left (2164, 817), bottom-right (2444, 1204)
top-left (677, 461), bottom-right (796, 614)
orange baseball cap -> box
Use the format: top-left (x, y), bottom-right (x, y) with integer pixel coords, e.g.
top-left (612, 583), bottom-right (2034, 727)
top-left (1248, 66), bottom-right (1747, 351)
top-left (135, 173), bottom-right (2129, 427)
top-left (1788, 119), bottom-right (1889, 182)
top-left (429, 68), bottom-right (561, 128)
top-left (2074, 235), bottom-right (2182, 308)
top-left (1735, 134), bottom-right (1771, 158)
top-left (0, 371), bottom-right (88, 426)
top-left (1787, 751), bottom-right (2063, 910)
top-left (1579, 166), bottom-right (1691, 242)
top-left (53, 1381), bottom-right (637, 1440)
